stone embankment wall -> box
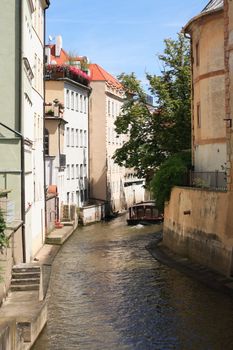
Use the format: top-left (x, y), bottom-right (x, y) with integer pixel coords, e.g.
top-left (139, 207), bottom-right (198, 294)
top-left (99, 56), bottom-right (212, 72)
top-left (163, 187), bottom-right (233, 276)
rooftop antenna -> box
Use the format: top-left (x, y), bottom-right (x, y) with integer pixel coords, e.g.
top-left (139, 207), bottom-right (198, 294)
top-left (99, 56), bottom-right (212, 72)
top-left (48, 35), bottom-right (54, 44)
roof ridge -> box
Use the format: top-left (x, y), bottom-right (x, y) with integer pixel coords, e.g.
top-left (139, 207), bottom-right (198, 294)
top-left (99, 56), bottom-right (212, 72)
top-left (202, 0), bottom-right (223, 13)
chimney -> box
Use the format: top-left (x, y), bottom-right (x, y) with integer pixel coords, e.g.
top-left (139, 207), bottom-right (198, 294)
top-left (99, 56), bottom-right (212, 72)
top-left (55, 35), bottom-right (62, 57)
top-left (45, 46), bottom-right (51, 64)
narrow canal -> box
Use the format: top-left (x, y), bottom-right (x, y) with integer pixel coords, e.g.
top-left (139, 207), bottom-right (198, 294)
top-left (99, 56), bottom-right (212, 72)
top-left (34, 216), bottom-right (233, 350)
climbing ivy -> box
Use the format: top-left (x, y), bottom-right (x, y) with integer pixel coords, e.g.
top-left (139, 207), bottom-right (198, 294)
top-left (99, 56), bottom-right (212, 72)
top-left (0, 209), bottom-right (8, 251)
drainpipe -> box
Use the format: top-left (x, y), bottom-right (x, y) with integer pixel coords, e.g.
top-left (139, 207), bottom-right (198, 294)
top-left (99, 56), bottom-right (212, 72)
top-left (43, 1), bottom-right (50, 235)
top-left (18, 1), bottom-right (26, 263)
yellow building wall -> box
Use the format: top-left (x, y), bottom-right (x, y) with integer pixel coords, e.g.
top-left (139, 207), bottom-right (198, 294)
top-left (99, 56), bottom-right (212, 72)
top-left (45, 80), bottom-right (64, 105)
top-left (164, 187), bottom-right (233, 276)
top-left (191, 12), bottom-right (226, 171)
top-left (89, 81), bottom-right (107, 200)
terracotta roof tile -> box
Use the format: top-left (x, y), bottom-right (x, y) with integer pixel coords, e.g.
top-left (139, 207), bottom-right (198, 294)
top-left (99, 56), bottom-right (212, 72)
top-left (89, 64), bottom-right (122, 89)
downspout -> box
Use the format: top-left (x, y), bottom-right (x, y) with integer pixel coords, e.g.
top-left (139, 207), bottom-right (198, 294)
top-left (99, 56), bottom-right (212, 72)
top-left (43, 1), bottom-right (50, 235)
top-left (19, 1), bottom-right (26, 263)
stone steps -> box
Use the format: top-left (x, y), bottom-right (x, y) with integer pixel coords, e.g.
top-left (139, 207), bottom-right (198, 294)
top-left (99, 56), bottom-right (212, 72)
top-left (11, 278), bottom-right (40, 286)
top-left (12, 272), bottom-right (40, 280)
top-left (11, 284), bottom-right (40, 292)
top-left (11, 265), bottom-right (41, 293)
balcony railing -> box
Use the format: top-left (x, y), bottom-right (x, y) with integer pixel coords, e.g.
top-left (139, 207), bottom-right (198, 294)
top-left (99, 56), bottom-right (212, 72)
top-left (189, 171), bottom-right (227, 191)
top-left (45, 64), bottom-right (91, 87)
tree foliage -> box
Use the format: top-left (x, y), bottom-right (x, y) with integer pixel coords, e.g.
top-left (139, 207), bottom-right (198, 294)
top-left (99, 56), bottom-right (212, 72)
top-left (150, 151), bottom-right (191, 211)
top-left (113, 33), bottom-right (191, 183)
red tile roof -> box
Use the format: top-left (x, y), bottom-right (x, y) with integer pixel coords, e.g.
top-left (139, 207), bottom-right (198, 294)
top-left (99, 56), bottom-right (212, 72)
top-left (89, 64), bottom-right (122, 89)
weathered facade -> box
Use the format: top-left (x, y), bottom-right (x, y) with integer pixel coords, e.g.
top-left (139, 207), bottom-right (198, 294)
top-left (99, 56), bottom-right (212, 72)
top-left (163, 0), bottom-right (233, 276)
top-left (185, 0), bottom-right (226, 173)
top-left (89, 64), bottom-right (145, 215)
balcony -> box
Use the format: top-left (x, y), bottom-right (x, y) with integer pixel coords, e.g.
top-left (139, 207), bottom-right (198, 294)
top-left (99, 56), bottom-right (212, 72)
top-left (45, 64), bottom-right (91, 87)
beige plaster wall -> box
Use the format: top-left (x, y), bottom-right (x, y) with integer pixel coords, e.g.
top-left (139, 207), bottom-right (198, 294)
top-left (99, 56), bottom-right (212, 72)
top-left (89, 81), bottom-right (107, 200)
top-left (45, 80), bottom-right (64, 105)
top-left (193, 14), bottom-right (224, 78)
top-left (227, 0), bottom-right (233, 170)
top-left (191, 12), bottom-right (226, 172)
top-left (163, 187), bottom-right (233, 275)
top-left (45, 119), bottom-right (65, 156)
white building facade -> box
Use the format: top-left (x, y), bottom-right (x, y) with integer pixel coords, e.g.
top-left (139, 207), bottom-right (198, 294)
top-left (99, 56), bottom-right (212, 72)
top-left (63, 82), bottom-right (89, 207)
top-left (22, 0), bottom-right (50, 260)
top-left (45, 43), bottom-right (91, 219)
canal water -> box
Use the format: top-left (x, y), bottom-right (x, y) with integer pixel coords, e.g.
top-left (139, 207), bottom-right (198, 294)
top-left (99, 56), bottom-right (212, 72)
top-left (33, 216), bottom-right (233, 350)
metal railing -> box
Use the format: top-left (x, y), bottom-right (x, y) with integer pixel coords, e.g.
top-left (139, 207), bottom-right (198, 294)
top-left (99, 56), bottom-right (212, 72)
top-left (189, 171), bottom-right (227, 191)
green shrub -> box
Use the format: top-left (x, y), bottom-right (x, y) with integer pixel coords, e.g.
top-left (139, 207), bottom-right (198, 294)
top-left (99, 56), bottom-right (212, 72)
top-left (150, 151), bottom-right (191, 211)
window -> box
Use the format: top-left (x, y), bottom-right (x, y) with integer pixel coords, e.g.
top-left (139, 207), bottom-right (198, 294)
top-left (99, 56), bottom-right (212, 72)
top-left (34, 54), bottom-right (38, 90)
top-left (67, 192), bottom-right (70, 204)
top-left (84, 164), bottom-right (87, 177)
top-left (84, 130), bottom-right (87, 147)
top-left (76, 191), bottom-right (80, 206)
top-left (71, 192), bottom-right (74, 204)
top-left (80, 95), bottom-right (83, 112)
top-left (112, 102), bottom-right (114, 117)
top-left (81, 190), bottom-right (84, 203)
top-left (84, 189), bottom-right (88, 202)
top-left (71, 128), bottom-right (74, 147)
top-left (84, 96), bottom-right (87, 113)
top-left (44, 128), bottom-right (49, 156)
top-left (76, 164), bottom-right (79, 179)
top-left (76, 129), bottom-right (79, 147)
top-left (80, 164), bottom-right (83, 178)
top-left (196, 42), bottom-right (200, 67)
top-left (108, 100), bottom-right (111, 116)
top-left (67, 165), bottom-right (70, 180)
top-left (71, 164), bottom-right (75, 179)
top-left (108, 128), bottom-right (110, 144)
top-left (71, 91), bottom-right (74, 110)
top-left (197, 103), bottom-right (201, 128)
top-left (66, 127), bottom-right (70, 146)
top-left (76, 93), bottom-right (79, 111)
top-left (66, 89), bottom-right (70, 109)
top-left (80, 130), bottom-right (83, 147)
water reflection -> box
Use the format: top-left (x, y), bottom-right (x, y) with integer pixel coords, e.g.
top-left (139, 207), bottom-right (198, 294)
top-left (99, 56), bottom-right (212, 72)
top-left (33, 216), bottom-right (233, 350)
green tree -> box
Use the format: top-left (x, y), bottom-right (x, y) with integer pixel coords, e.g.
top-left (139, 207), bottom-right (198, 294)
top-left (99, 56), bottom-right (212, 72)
top-left (150, 151), bottom-right (191, 211)
top-left (113, 33), bottom-right (191, 183)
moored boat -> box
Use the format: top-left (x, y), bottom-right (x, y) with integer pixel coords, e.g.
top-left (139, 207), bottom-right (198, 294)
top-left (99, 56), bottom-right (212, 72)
top-left (127, 201), bottom-right (163, 225)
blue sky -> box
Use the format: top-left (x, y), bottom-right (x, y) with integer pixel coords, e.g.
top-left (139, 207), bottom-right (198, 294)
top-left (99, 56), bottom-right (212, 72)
top-left (47, 0), bottom-right (208, 85)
